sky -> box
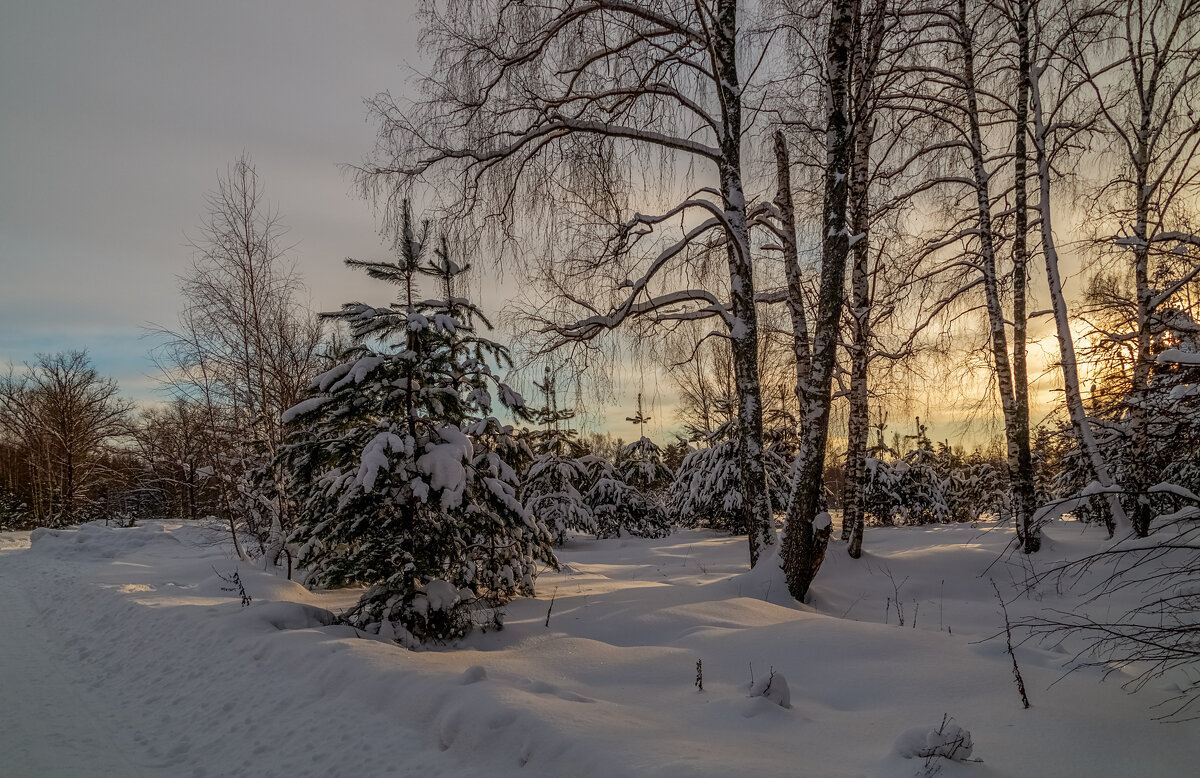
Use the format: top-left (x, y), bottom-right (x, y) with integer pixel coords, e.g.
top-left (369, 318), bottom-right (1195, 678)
top-left (0, 0), bottom-right (429, 397)
top-left (0, 0), bottom-right (669, 440)
top-left (0, 0), bottom-right (1085, 447)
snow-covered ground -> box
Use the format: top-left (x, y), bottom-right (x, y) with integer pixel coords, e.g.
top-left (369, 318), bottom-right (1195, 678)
top-left (1, 519), bottom-right (1196, 777)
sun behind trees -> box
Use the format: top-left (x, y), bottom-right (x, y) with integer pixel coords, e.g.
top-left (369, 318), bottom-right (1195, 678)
top-left (1, 4), bottom-right (1197, 697)
top-left (346, 0), bottom-right (1200, 602)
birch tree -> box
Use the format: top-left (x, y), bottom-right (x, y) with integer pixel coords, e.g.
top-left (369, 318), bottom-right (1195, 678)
top-left (781, 0), bottom-right (857, 600)
top-left (154, 155), bottom-right (325, 563)
top-left (360, 0), bottom-right (777, 565)
top-left (1071, 0), bottom-right (1200, 536)
top-left (770, 0), bottom-right (946, 561)
top-left (889, 0), bottom-right (1053, 551)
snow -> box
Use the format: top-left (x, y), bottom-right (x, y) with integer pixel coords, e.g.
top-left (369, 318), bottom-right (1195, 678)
top-left (1114, 235), bottom-right (1148, 249)
top-left (414, 579), bottom-right (464, 615)
top-left (1150, 481), bottom-right (1200, 504)
top-left (281, 396), bottom-right (330, 424)
top-left (355, 431), bottom-right (406, 493)
top-left (2, 519), bottom-right (1198, 776)
top-left (1159, 348), bottom-right (1200, 366)
top-left (748, 670), bottom-right (791, 709)
top-left (417, 426), bottom-right (474, 509)
top-left (893, 719), bottom-right (974, 761)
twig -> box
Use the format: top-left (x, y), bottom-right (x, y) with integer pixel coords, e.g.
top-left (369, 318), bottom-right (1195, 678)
top-left (544, 586), bottom-right (558, 628)
top-left (992, 580), bottom-right (1030, 709)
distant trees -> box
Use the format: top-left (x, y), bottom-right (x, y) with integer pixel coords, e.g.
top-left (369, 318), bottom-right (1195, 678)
top-left (522, 379), bottom-right (673, 542)
top-left (127, 398), bottom-right (223, 523)
top-left (0, 351), bottom-right (131, 526)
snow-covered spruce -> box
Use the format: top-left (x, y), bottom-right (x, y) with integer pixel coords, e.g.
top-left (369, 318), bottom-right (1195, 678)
top-left (669, 424), bottom-right (791, 534)
top-left (863, 454), bottom-right (958, 526)
top-left (615, 435), bottom-right (674, 493)
top-left (521, 429), bottom-right (597, 545)
top-left (585, 472), bottom-right (672, 539)
top-left (1053, 324), bottom-right (1200, 527)
top-left (582, 435), bottom-right (673, 539)
top-left (282, 208), bottom-right (555, 642)
top-left (519, 367), bottom-right (600, 544)
top-left (861, 440), bottom-right (1008, 527)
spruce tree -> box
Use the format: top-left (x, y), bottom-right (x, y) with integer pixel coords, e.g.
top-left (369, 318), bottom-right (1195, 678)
top-left (284, 205), bottom-right (555, 642)
top-left (614, 395), bottom-right (673, 493)
top-left (520, 366), bottom-right (596, 544)
top-left (668, 417), bottom-right (790, 534)
top-left (583, 394), bottom-right (672, 539)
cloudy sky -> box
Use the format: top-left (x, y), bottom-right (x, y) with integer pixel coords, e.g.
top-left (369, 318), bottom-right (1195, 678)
top-left (0, 0), bottom-right (431, 399)
top-left (0, 0), bottom-right (1076, 444)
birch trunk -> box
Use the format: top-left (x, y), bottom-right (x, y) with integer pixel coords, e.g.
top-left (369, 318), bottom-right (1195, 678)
top-left (1128, 79), bottom-right (1155, 537)
top-left (773, 131), bottom-right (812, 411)
top-left (1011, 0), bottom-right (1039, 553)
top-left (956, 0), bottom-right (1039, 552)
top-left (782, 0), bottom-right (855, 600)
top-left (1029, 68), bottom-right (1131, 536)
top-left (844, 0), bottom-right (884, 559)
top-left (717, 0), bottom-right (774, 564)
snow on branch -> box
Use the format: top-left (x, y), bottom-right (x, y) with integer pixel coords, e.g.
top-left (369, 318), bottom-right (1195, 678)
top-left (549, 288), bottom-right (734, 344)
top-left (1158, 348), bottom-right (1200, 366)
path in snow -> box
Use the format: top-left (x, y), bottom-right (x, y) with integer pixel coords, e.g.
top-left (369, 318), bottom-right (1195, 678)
top-left (0, 529), bottom-right (499, 778)
top-left (0, 545), bottom-right (164, 778)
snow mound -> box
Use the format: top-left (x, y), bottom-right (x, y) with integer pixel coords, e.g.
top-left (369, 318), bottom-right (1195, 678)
top-left (29, 520), bottom-right (180, 559)
top-left (414, 579), bottom-right (465, 614)
top-left (194, 568), bottom-right (320, 605)
top-left (235, 601), bottom-right (336, 631)
top-left (894, 720), bottom-right (974, 761)
top-left (749, 671), bottom-right (791, 708)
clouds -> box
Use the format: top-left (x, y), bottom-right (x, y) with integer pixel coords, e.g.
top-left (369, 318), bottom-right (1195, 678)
top-left (0, 1), bottom-right (423, 399)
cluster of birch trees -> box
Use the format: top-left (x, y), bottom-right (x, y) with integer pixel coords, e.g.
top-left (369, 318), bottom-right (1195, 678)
top-left (354, 0), bottom-right (1200, 598)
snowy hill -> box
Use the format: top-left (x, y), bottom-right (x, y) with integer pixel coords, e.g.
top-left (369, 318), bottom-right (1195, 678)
top-left (1, 519), bottom-right (1196, 777)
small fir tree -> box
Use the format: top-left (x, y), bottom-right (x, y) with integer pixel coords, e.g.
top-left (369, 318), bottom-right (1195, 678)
top-left (583, 394), bottom-right (672, 538)
top-left (521, 366), bottom-right (596, 544)
top-left (283, 206), bottom-right (555, 642)
top-left (669, 418), bottom-right (791, 534)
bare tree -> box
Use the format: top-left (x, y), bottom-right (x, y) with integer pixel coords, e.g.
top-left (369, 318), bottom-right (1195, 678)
top-left (128, 398), bottom-right (223, 523)
top-left (359, 0), bottom-right (778, 565)
top-left (1070, 0), bottom-right (1200, 536)
top-left (770, 0), bottom-right (951, 562)
top-left (872, 0), bottom-right (1058, 552)
top-left (154, 154), bottom-right (324, 563)
top-left (0, 351), bottom-right (131, 525)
